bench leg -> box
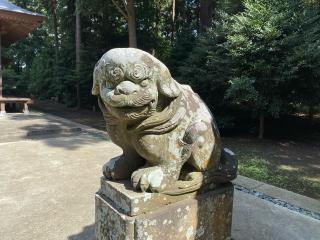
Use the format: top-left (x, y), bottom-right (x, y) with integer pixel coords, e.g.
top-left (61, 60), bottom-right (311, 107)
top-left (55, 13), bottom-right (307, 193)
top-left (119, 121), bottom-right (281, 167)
top-left (23, 103), bottom-right (29, 115)
top-left (0, 102), bottom-right (6, 116)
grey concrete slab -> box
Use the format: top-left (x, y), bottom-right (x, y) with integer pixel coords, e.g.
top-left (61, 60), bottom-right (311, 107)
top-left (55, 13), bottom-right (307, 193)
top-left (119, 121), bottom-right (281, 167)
top-left (232, 190), bottom-right (320, 240)
top-left (0, 134), bottom-right (122, 240)
top-left (233, 175), bottom-right (264, 189)
top-left (255, 183), bottom-right (320, 214)
top-left (0, 112), bottom-right (83, 142)
top-left (234, 175), bottom-right (320, 214)
top-left (1, 112), bottom-right (319, 240)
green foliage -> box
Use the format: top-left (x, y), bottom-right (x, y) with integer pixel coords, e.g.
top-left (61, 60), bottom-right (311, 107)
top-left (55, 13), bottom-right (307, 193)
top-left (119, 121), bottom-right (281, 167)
top-left (2, 68), bottom-right (23, 96)
top-left (224, 0), bottom-right (320, 118)
top-left (167, 30), bottom-right (196, 76)
top-left (173, 0), bottom-right (320, 129)
top-left (175, 23), bottom-right (235, 128)
top-left (3, 0), bottom-right (320, 131)
top-left (4, 0), bottom-right (180, 107)
top-left (225, 0), bottom-right (300, 117)
top-left (284, 6), bottom-right (320, 108)
top-left (226, 77), bottom-right (259, 106)
top-left (216, 0), bottom-right (243, 14)
top-left (235, 150), bottom-right (320, 199)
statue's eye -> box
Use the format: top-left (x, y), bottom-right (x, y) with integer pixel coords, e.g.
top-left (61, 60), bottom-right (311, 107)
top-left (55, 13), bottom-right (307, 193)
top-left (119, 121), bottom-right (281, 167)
top-left (109, 67), bottom-right (124, 83)
top-left (130, 64), bottom-right (149, 83)
top-left (141, 80), bottom-right (148, 87)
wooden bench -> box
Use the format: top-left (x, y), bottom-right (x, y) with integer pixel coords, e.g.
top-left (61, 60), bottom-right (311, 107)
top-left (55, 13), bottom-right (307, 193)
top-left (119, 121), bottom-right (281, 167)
top-left (0, 97), bottom-right (32, 115)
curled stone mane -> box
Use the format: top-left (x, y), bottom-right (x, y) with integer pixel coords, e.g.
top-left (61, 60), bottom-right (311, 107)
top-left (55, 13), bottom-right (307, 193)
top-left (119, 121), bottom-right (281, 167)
top-left (132, 93), bottom-right (184, 135)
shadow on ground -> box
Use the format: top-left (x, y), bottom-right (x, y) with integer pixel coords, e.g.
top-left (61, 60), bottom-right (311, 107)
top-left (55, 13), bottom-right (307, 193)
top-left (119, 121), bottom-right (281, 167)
top-left (224, 137), bottom-right (320, 199)
top-left (0, 112), bottom-right (109, 150)
top-left (68, 224), bottom-right (95, 240)
top-left (32, 100), bottom-right (105, 131)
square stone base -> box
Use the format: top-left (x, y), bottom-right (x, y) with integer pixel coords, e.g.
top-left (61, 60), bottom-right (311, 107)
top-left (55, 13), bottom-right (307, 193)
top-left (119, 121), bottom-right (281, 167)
top-left (96, 179), bottom-right (234, 240)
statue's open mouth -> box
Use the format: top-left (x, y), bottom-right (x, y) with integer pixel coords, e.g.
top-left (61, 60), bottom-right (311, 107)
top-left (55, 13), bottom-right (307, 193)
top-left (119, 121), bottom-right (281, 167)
top-left (98, 95), bottom-right (151, 121)
top-left (105, 90), bottom-right (154, 109)
top-left (112, 102), bottom-right (152, 121)
top-left (115, 105), bottom-right (149, 112)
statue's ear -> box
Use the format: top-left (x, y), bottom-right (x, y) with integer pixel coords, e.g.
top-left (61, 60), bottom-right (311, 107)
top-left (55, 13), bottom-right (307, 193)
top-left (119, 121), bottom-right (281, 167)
top-left (157, 68), bottom-right (181, 98)
top-left (92, 82), bottom-right (100, 96)
top-left (92, 61), bottom-right (101, 96)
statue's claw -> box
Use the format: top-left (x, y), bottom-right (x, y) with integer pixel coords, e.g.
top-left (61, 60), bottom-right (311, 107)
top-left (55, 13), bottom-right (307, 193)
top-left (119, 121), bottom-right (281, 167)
top-left (102, 154), bottom-right (142, 180)
top-left (131, 166), bottom-right (166, 193)
top-left (102, 156), bottom-right (120, 180)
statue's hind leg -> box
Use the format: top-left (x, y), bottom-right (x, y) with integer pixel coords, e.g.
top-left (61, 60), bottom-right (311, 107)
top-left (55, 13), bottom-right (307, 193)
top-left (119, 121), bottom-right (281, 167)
top-left (184, 121), bottom-right (222, 172)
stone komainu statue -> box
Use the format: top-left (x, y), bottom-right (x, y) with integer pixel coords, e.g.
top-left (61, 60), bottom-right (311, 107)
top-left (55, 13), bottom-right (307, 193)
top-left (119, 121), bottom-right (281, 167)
top-left (92, 48), bottom-right (237, 194)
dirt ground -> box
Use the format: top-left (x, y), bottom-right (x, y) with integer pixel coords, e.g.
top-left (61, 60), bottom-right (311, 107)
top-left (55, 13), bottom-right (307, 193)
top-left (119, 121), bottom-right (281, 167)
top-left (31, 100), bottom-right (320, 199)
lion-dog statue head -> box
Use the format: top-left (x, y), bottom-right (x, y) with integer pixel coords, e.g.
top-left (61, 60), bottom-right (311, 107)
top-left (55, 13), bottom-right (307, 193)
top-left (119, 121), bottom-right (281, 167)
top-left (93, 48), bottom-right (237, 194)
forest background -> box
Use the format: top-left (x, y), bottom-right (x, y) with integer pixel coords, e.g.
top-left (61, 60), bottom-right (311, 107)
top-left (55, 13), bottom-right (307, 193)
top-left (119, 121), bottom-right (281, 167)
top-left (3, 0), bottom-right (320, 139)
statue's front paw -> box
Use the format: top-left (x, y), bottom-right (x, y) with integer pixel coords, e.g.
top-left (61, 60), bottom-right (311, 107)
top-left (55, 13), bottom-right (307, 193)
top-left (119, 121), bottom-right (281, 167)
top-left (103, 156), bottom-right (118, 179)
top-left (131, 166), bottom-right (167, 193)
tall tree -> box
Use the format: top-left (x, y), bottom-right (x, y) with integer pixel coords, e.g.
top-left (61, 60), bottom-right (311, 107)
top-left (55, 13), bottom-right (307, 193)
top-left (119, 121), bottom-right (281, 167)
top-left (50, 0), bottom-right (59, 63)
top-left (284, 3), bottom-right (320, 124)
top-left (199, 0), bottom-right (214, 32)
top-left (75, 0), bottom-right (81, 108)
top-left (225, 0), bottom-right (305, 138)
top-left (111, 0), bottom-right (137, 47)
top-left (171, 0), bottom-right (176, 44)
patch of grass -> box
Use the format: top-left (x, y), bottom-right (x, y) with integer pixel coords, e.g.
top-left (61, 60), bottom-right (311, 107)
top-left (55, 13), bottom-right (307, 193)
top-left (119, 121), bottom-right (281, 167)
top-left (235, 150), bottom-right (320, 200)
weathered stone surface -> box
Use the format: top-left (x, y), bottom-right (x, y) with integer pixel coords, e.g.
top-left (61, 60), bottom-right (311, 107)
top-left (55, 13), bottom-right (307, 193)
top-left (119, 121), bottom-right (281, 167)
top-left (92, 48), bottom-right (237, 194)
top-left (96, 181), bottom-right (234, 240)
top-left (95, 194), bottom-right (135, 240)
top-left (99, 177), bottom-right (198, 216)
top-left (134, 185), bottom-right (233, 240)
top-left (93, 48), bottom-right (236, 239)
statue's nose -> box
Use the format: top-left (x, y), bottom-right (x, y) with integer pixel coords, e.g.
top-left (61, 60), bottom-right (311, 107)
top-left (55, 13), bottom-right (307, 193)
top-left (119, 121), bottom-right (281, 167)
top-left (114, 81), bottom-right (139, 95)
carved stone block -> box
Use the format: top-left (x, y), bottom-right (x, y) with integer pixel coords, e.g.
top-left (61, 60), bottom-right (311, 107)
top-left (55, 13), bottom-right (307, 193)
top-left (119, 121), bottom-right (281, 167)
top-left (92, 48), bottom-right (237, 194)
top-left (96, 178), bottom-right (234, 240)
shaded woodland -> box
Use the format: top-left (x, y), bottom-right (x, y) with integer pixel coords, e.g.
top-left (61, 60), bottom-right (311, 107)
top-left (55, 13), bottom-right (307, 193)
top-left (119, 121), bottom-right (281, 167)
top-left (3, 0), bottom-right (320, 138)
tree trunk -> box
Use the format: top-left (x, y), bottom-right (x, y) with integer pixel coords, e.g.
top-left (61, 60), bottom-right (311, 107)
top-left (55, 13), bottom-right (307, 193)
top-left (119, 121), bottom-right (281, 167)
top-left (75, 0), bottom-right (81, 108)
top-left (51, 0), bottom-right (59, 101)
top-left (199, 0), bottom-right (214, 32)
top-left (259, 112), bottom-right (265, 139)
top-left (51, 0), bottom-right (59, 63)
top-left (127, 0), bottom-right (137, 48)
top-left (171, 0), bottom-right (176, 45)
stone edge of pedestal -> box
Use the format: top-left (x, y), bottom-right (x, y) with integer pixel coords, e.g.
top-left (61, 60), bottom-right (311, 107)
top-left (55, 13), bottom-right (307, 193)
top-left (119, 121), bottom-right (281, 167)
top-left (99, 178), bottom-right (234, 218)
top-left (98, 177), bottom-right (199, 217)
top-left (95, 193), bottom-right (135, 240)
top-left (95, 183), bottom-right (234, 240)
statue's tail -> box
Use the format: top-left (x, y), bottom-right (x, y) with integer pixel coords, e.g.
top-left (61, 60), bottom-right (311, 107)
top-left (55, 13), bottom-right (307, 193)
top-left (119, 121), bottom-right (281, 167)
top-left (162, 148), bottom-right (238, 196)
top-left (210, 148), bottom-right (238, 183)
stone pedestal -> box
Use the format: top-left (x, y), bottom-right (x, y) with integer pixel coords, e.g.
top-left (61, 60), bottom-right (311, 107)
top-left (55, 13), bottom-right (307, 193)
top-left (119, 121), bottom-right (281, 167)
top-left (0, 102), bottom-right (5, 116)
top-left (95, 177), bottom-right (234, 240)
